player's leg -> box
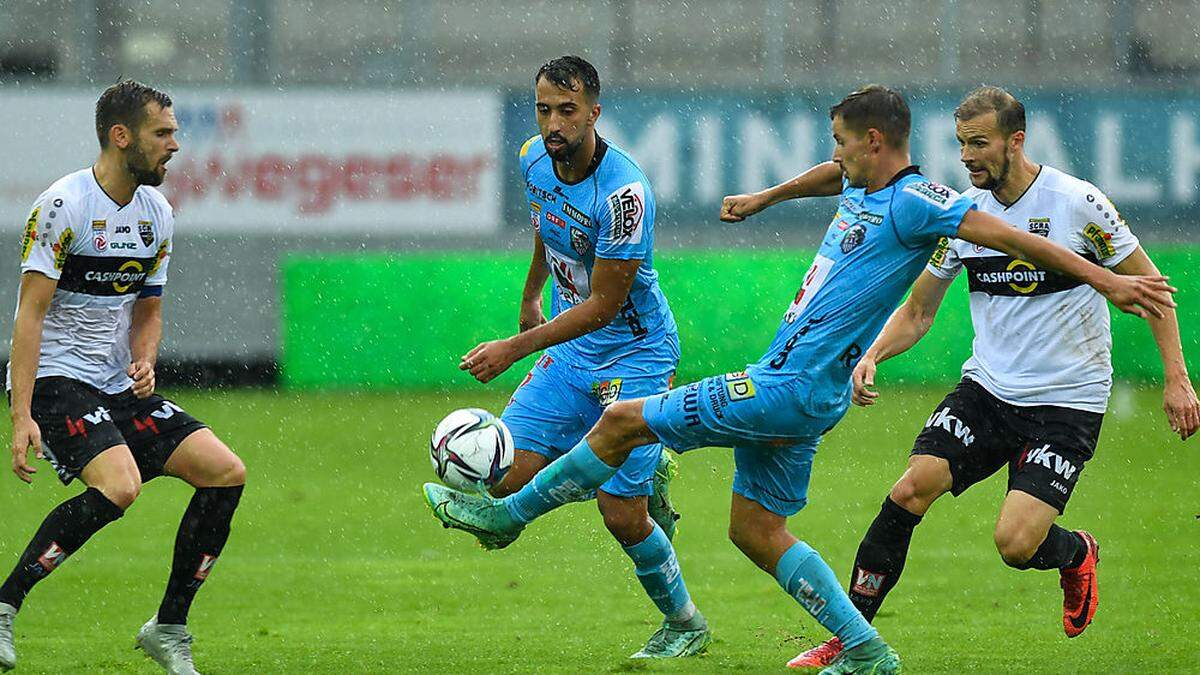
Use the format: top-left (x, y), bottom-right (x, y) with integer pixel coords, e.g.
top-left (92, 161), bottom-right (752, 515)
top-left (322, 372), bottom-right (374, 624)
top-left (115, 392), bottom-right (236, 675)
top-left (596, 448), bottom-right (709, 658)
top-left (999, 408), bottom-right (1101, 636)
top-left (727, 443), bottom-right (897, 674)
top-left (488, 450), bottom-right (549, 497)
top-left (0, 438), bottom-right (134, 672)
top-left (0, 378), bottom-right (133, 663)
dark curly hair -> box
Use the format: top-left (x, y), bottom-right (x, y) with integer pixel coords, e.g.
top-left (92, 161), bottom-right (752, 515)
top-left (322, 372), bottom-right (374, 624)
top-left (535, 56), bottom-right (600, 101)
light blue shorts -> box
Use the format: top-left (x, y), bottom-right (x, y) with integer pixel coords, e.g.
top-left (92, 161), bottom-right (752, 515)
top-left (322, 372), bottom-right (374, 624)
top-left (642, 371), bottom-right (842, 516)
top-left (502, 354), bottom-right (673, 498)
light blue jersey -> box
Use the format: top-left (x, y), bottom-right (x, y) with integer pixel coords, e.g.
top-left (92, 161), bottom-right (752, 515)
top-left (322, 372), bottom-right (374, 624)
top-left (748, 167), bottom-right (976, 418)
top-left (520, 134), bottom-right (679, 375)
top-left (643, 167), bottom-right (975, 516)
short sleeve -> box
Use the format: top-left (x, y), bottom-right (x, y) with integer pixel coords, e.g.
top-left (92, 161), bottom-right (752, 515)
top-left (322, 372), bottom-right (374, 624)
top-left (595, 179), bottom-right (651, 260)
top-left (144, 206), bottom-right (174, 289)
top-left (925, 236), bottom-right (963, 280)
top-left (1072, 185), bottom-right (1139, 268)
top-left (518, 134), bottom-right (540, 173)
top-left (20, 192), bottom-right (79, 280)
top-left (891, 180), bottom-right (976, 248)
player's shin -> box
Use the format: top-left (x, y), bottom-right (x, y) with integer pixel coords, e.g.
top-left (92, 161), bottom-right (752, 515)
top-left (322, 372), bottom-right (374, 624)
top-left (0, 488), bottom-right (124, 609)
top-left (1011, 524), bottom-right (1086, 570)
top-left (775, 540), bottom-right (879, 651)
top-left (156, 485), bottom-right (243, 625)
top-left (847, 497), bottom-right (922, 621)
top-left (623, 522), bottom-right (699, 625)
top-left (504, 439), bottom-right (618, 524)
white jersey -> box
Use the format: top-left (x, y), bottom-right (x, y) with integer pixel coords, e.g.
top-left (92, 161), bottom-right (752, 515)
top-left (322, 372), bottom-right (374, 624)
top-left (926, 165), bottom-right (1138, 413)
top-left (7, 168), bottom-right (174, 394)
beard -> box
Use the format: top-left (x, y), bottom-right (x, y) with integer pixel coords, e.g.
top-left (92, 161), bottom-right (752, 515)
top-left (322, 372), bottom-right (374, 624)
top-left (544, 133), bottom-right (584, 162)
top-left (975, 154), bottom-right (1011, 191)
top-left (125, 141), bottom-right (164, 186)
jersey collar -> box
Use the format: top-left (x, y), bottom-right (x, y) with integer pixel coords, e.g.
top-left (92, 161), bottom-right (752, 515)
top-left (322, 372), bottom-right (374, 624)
top-left (885, 165), bottom-right (922, 187)
top-left (551, 132), bottom-right (608, 186)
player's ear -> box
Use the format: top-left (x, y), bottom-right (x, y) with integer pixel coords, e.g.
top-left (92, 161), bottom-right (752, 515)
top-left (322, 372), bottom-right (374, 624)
top-left (866, 128), bottom-right (884, 153)
top-left (109, 124), bottom-right (132, 150)
top-left (1008, 129), bottom-right (1025, 153)
top-left (589, 102), bottom-right (601, 126)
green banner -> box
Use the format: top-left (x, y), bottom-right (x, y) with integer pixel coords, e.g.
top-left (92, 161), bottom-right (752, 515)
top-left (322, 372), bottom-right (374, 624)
top-left (282, 248), bottom-right (1198, 389)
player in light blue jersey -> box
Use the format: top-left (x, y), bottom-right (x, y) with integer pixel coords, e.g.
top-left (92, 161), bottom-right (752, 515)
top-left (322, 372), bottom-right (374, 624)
top-left (425, 85), bottom-right (1174, 674)
top-left (435, 56), bottom-right (709, 659)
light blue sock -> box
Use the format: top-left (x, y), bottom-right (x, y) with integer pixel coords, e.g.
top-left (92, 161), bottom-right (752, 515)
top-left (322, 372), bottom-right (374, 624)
top-left (775, 540), bottom-right (878, 650)
top-left (623, 522), bottom-right (696, 623)
top-left (504, 439), bottom-right (617, 524)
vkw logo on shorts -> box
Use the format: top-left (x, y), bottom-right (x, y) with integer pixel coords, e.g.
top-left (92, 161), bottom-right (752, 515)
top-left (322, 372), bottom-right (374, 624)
top-left (1020, 444), bottom-right (1078, 481)
top-left (925, 407), bottom-right (974, 446)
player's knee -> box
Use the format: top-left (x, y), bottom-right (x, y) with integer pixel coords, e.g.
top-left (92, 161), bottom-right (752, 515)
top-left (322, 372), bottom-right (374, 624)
top-left (599, 502), bottom-right (652, 545)
top-left (994, 525), bottom-right (1039, 567)
top-left (594, 401), bottom-right (649, 459)
top-left (98, 477), bottom-right (141, 510)
top-left (727, 518), bottom-right (770, 556)
top-left (890, 464), bottom-right (949, 514)
top-left (221, 453), bottom-right (247, 486)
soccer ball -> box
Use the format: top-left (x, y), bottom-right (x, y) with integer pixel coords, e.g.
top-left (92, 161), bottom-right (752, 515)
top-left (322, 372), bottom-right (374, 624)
top-left (430, 408), bottom-right (513, 490)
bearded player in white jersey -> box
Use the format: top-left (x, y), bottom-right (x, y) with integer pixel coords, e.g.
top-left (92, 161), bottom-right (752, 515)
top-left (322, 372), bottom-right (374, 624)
top-left (788, 86), bottom-right (1200, 668)
top-left (0, 81), bottom-right (246, 675)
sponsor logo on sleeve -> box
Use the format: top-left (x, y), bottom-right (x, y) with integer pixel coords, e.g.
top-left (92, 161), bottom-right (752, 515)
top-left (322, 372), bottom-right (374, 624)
top-left (21, 207), bottom-right (39, 261)
top-left (149, 240), bottom-right (170, 275)
top-left (52, 229), bottom-right (74, 270)
top-left (903, 181), bottom-right (959, 210)
top-left (929, 236), bottom-right (950, 266)
top-left (607, 181), bottom-right (645, 245)
top-left (1083, 222), bottom-right (1116, 259)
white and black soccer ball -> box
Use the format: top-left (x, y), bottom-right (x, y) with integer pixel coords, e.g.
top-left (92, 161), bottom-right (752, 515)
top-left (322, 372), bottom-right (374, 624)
top-left (430, 408), bottom-right (514, 490)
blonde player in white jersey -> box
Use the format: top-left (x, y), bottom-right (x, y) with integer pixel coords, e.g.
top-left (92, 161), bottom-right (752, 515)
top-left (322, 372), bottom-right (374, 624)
top-left (788, 86), bottom-right (1199, 668)
top-left (0, 81), bottom-right (246, 675)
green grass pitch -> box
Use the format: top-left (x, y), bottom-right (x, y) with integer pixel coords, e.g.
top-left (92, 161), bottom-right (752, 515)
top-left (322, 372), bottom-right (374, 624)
top-left (0, 386), bottom-right (1196, 673)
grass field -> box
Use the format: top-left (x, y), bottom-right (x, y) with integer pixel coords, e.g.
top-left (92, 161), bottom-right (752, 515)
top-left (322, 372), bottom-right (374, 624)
top-left (0, 385), bottom-right (1197, 674)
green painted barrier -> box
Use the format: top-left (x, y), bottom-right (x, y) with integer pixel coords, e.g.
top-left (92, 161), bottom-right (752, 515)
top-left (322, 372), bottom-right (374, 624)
top-left (282, 248), bottom-right (1199, 389)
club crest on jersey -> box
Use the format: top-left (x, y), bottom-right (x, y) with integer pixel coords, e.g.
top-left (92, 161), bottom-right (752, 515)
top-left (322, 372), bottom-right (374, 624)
top-left (841, 223), bottom-right (866, 254)
top-left (592, 378), bottom-right (623, 406)
top-left (1027, 217), bottom-right (1050, 237)
top-left (138, 221), bottom-right (154, 247)
top-left (570, 226), bottom-right (590, 255)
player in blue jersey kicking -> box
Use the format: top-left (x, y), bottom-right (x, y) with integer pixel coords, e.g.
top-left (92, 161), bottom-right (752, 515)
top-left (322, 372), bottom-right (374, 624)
top-left (441, 56), bottom-right (709, 659)
top-left (425, 85), bottom-right (1173, 674)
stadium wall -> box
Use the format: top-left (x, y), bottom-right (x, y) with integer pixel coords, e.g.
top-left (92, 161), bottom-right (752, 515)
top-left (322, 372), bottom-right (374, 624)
top-left (281, 247), bottom-right (1200, 389)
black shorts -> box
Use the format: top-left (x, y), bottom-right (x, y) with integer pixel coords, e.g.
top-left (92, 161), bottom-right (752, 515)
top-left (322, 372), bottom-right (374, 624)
top-left (911, 378), bottom-right (1103, 513)
top-left (25, 376), bottom-right (208, 485)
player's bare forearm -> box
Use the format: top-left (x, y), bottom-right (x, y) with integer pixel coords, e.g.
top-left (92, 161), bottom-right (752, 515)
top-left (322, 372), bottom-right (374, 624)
top-left (956, 210), bottom-right (1175, 319)
top-left (509, 296), bottom-right (617, 358)
top-left (867, 272), bottom-right (953, 364)
top-left (9, 273), bottom-right (56, 420)
top-left (761, 161), bottom-right (844, 204)
top-left (721, 162), bottom-right (842, 222)
top-left (130, 296), bottom-right (163, 367)
top-left (522, 232), bottom-right (551, 304)
top-left (1113, 248), bottom-right (1188, 379)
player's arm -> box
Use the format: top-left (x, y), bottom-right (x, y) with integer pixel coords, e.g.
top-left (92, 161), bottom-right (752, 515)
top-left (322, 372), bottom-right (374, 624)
top-left (9, 272), bottom-right (57, 483)
top-left (128, 295), bottom-right (163, 399)
top-left (1111, 247), bottom-right (1200, 439)
top-left (955, 209), bottom-right (1176, 319)
top-left (518, 231), bottom-right (551, 333)
top-left (462, 257), bottom-right (640, 383)
top-left (720, 161), bottom-right (843, 222)
top-left (852, 271), bottom-right (955, 407)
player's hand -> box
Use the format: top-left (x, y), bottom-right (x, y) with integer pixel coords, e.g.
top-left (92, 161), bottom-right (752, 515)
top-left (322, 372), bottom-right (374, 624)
top-left (518, 300), bottom-right (546, 333)
top-left (852, 357), bottom-right (880, 407)
top-left (1163, 376), bottom-right (1200, 440)
top-left (10, 415), bottom-right (42, 484)
top-left (720, 192), bottom-right (769, 222)
top-left (128, 360), bottom-right (156, 398)
top-left (1100, 273), bottom-right (1176, 319)
top-left (461, 338), bottom-right (521, 384)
